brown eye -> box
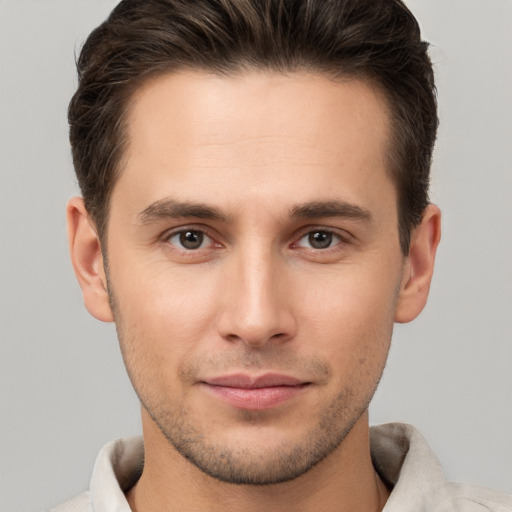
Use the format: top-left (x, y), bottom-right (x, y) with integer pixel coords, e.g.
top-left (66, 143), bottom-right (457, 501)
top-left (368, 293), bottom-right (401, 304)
top-left (169, 230), bottom-right (207, 250)
top-left (297, 230), bottom-right (341, 249)
top-left (308, 231), bottom-right (332, 249)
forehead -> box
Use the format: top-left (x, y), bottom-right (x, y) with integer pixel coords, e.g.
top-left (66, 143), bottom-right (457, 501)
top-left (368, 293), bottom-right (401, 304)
top-left (126, 70), bottom-right (390, 152)
top-left (114, 70), bottom-right (393, 215)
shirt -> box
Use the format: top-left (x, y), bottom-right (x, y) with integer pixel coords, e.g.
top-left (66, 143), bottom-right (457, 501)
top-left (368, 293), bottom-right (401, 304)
top-left (50, 423), bottom-right (512, 511)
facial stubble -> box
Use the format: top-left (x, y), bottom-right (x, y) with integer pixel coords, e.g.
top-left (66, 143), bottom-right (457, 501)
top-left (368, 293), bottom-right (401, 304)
top-left (105, 258), bottom-right (394, 485)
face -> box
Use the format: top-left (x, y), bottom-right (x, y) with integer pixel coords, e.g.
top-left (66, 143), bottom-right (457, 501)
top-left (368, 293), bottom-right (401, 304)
top-left (103, 71), bottom-right (406, 484)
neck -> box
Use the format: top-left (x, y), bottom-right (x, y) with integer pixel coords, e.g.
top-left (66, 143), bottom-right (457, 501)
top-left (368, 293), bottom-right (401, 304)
top-left (126, 410), bottom-right (389, 512)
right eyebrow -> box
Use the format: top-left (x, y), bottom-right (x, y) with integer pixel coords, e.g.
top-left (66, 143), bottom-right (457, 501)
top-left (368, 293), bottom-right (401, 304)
top-left (137, 198), bottom-right (231, 224)
top-left (290, 200), bottom-right (372, 222)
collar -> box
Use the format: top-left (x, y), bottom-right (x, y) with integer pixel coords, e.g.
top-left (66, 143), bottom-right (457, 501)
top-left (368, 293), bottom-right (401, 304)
top-left (89, 423), bottom-right (445, 512)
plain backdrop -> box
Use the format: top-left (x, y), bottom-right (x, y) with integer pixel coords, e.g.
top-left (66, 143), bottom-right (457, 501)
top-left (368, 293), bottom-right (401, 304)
top-left (1, 1), bottom-right (511, 511)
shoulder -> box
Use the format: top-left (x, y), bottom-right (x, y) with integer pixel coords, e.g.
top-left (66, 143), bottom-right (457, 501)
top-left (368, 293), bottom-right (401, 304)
top-left (47, 436), bottom-right (143, 512)
top-left (370, 423), bottom-right (512, 512)
top-left (431, 483), bottom-right (512, 511)
top-left (48, 491), bottom-right (93, 512)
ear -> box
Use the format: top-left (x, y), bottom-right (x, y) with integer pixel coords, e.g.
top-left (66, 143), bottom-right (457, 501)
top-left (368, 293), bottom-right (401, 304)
top-left (67, 197), bottom-right (114, 322)
top-left (395, 204), bottom-right (441, 323)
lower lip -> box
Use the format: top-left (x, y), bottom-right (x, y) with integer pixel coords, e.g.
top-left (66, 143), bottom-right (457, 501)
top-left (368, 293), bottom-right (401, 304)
top-left (202, 383), bottom-right (308, 410)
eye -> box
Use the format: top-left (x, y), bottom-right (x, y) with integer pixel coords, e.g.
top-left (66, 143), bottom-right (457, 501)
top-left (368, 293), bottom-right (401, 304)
top-left (296, 230), bottom-right (343, 250)
top-left (167, 229), bottom-right (211, 250)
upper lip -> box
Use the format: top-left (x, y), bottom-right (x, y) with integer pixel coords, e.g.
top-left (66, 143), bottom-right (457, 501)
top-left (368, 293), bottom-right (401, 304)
top-left (203, 373), bottom-right (307, 389)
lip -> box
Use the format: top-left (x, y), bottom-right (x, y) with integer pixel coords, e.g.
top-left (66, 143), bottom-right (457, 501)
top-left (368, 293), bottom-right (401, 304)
top-left (201, 373), bottom-right (311, 411)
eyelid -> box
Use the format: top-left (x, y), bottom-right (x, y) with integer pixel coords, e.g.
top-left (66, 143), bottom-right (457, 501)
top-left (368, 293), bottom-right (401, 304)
top-left (161, 224), bottom-right (221, 250)
top-left (296, 231), bottom-right (342, 249)
top-left (291, 226), bottom-right (352, 248)
top-left (158, 223), bottom-right (353, 253)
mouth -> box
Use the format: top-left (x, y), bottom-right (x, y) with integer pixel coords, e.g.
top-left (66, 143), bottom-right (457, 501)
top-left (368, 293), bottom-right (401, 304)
top-left (200, 373), bottom-right (312, 411)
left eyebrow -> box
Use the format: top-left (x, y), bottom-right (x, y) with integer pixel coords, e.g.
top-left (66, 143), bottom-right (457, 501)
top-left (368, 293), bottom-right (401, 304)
top-left (137, 198), bottom-right (231, 224)
top-left (137, 198), bottom-right (371, 225)
top-left (289, 200), bottom-right (372, 222)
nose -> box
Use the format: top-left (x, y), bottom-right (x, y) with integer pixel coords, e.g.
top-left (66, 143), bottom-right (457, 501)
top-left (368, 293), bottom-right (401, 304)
top-left (216, 249), bottom-right (297, 348)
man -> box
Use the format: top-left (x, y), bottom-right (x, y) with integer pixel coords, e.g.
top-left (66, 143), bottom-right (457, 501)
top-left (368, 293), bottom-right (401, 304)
top-left (51, 0), bottom-right (511, 510)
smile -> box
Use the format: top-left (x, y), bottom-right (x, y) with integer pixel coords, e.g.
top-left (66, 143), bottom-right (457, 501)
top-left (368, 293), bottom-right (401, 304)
top-left (200, 373), bottom-right (312, 411)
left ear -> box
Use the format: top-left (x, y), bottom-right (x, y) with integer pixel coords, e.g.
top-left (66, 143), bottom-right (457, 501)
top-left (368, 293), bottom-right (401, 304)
top-left (67, 197), bottom-right (114, 323)
top-left (395, 204), bottom-right (441, 323)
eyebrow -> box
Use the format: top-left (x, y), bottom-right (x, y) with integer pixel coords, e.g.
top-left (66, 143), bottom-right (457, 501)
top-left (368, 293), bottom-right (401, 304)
top-left (137, 198), bottom-right (372, 224)
top-left (137, 199), bottom-right (230, 224)
top-left (290, 200), bottom-right (372, 222)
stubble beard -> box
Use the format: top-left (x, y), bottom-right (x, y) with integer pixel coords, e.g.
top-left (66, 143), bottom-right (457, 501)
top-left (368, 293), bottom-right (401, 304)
top-left (118, 333), bottom-right (382, 485)
top-left (107, 278), bottom-right (390, 486)
top-left (140, 382), bottom-right (370, 485)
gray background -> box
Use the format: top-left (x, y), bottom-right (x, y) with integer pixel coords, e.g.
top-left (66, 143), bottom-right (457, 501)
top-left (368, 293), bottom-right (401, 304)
top-left (1, 1), bottom-right (511, 511)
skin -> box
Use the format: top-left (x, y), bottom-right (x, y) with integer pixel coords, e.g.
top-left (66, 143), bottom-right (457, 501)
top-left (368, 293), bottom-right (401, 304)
top-left (68, 71), bottom-right (441, 512)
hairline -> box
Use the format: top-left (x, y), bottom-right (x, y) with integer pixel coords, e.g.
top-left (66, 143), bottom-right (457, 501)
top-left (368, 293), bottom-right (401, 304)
top-left (95, 64), bottom-right (418, 254)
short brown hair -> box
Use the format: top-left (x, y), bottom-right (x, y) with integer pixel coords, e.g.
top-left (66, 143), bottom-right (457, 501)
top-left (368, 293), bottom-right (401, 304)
top-left (69, 0), bottom-right (437, 254)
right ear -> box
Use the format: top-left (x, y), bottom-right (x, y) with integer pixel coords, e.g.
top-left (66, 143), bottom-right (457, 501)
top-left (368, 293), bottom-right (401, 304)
top-left (67, 197), bottom-right (114, 322)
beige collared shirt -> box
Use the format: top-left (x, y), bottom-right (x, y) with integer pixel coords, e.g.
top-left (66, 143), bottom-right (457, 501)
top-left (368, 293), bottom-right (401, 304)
top-left (50, 423), bottom-right (512, 511)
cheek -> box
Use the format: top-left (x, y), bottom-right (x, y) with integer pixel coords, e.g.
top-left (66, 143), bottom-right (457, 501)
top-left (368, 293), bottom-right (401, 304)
top-left (298, 266), bottom-right (398, 365)
top-left (113, 257), bottom-right (216, 324)
top-left (111, 277), bottom-right (208, 408)
top-left (110, 262), bottom-right (222, 379)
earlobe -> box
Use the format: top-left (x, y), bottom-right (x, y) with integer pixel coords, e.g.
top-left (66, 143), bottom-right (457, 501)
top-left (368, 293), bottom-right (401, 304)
top-left (395, 204), bottom-right (441, 323)
top-left (67, 197), bottom-right (114, 322)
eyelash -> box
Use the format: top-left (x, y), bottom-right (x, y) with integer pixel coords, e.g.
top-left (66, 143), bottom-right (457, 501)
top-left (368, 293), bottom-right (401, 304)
top-left (293, 229), bottom-right (346, 251)
top-left (162, 227), bottom-right (218, 252)
top-left (162, 226), bottom-right (349, 254)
